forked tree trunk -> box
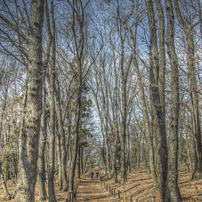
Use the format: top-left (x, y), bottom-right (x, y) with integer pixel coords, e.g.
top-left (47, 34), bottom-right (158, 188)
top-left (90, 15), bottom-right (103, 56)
top-left (55, 77), bottom-right (68, 191)
top-left (68, 71), bottom-right (81, 200)
top-left (14, 1), bottom-right (44, 201)
top-left (145, 0), bottom-right (167, 200)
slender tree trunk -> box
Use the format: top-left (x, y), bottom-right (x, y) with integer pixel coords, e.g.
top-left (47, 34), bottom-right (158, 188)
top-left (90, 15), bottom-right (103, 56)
top-left (106, 137), bottom-right (112, 179)
top-left (14, 1), bottom-right (44, 201)
top-left (55, 77), bottom-right (68, 191)
top-left (130, 27), bottom-right (158, 188)
top-left (56, 121), bottom-right (62, 191)
top-left (0, 162), bottom-right (11, 200)
top-left (80, 146), bottom-right (83, 175)
top-left (120, 41), bottom-right (127, 185)
top-left (173, 0), bottom-right (202, 180)
top-left (38, 67), bottom-right (47, 201)
top-left (77, 137), bottom-right (81, 178)
top-left (68, 1), bottom-right (83, 192)
top-left (127, 126), bottom-right (130, 174)
top-left (165, 0), bottom-right (181, 200)
top-left (48, 0), bottom-right (56, 201)
top-left (68, 70), bottom-right (82, 200)
top-left (145, 0), bottom-right (167, 200)
top-left (186, 132), bottom-right (193, 176)
top-left (0, 89), bottom-right (8, 146)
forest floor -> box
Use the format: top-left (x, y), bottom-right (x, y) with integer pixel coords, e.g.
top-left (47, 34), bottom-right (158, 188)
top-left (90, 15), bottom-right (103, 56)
top-left (0, 166), bottom-right (202, 201)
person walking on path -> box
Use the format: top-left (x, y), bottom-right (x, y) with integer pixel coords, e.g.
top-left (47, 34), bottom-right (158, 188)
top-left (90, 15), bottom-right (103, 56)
top-left (96, 171), bottom-right (99, 179)
top-left (44, 175), bottom-right (47, 184)
top-left (90, 171), bottom-right (94, 180)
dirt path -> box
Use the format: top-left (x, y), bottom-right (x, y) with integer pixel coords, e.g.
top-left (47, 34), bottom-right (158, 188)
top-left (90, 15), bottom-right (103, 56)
top-left (76, 179), bottom-right (114, 202)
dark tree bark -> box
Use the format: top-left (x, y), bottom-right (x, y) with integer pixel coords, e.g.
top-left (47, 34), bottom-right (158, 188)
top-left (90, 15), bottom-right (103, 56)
top-left (14, 0), bottom-right (44, 201)
top-left (76, 137), bottom-right (81, 178)
top-left (145, 0), bottom-right (167, 200)
top-left (80, 146), bottom-right (84, 175)
top-left (67, 0), bottom-right (83, 199)
top-left (165, 0), bottom-right (181, 200)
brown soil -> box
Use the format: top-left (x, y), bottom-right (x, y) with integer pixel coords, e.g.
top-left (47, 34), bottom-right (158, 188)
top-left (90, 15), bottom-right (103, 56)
top-left (0, 166), bottom-right (202, 201)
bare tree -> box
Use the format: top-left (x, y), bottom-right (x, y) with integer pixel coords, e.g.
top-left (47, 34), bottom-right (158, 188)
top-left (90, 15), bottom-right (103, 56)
top-left (165, 0), bottom-right (181, 200)
top-left (14, 0), bottom-right (44, 201)
top-left (173, 0), bottom-right (202, 180)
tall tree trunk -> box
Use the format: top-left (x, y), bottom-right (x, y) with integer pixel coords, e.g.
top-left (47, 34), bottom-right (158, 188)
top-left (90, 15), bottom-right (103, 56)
top-left (155, 0), bottom-right (166, 117)
top-left (106, 137), bottom-right (112, 179)
top-left (77, 137), bottom-right (81, 178)
top-left (37, 1), bottom-right (51, 194)
top-left (68, 67), bottom-right (82, 200)
top-left (129, 25), bottom-right (158, 188)
top-left (165, 0), bottom-right (181, 200)
top-left (185, 132), bottom-right (193, 176)
top-left (145, 0), bottom-right (167, 200)
top-left (120, 40), bottom-right (127, 185)
top-left (48, 0), bottom-right (56, 201)
top-left (14, 0), bottom-right (44, 201)
top-left (56, 122), bottom-right (62, 191)
top-left (173, 0), bottom-right (202, 180)
top-left (80, 146), bottom-right (83, 175)
top-left (127, 123), bottom-right (131, 174)
top-left (68, 0), bottom-right (83, 192)
top-left (0, 89), bottom-right (8, 146)
top-left (38, 66), bottom-right (47, 201)
top-left (55, 77), bottom-right (68, 191)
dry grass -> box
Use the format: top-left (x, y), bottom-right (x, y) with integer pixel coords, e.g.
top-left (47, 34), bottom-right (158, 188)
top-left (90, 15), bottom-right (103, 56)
top-left (0, 166), bottom-right (202, 201)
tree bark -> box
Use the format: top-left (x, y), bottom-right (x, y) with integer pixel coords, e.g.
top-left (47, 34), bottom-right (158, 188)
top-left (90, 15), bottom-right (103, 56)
top-left (14, 0), bottom-right (44, 201)
top-left (37, 0), bottom-right (51, 198)
top-left (68, 68), bottom-right (81, 200)
top-left (0, 162), bottom-right (11, 200)
top-left (77, 137), bottom-right (81, 178)
top-left (165, 0), bottom-right (181, 200)
top-left (145, 0), bottom-right (167, 200)
top-left (38, 66), bottom-right (47, 201)
top-left (55, 77), bottom-right (68, 191)
top-left (56, 121), bottom-right (62, 191)
top-left (80, 146), bottom-right (84, 175)
top-left (173, 0), bottom-right (202, 180)
top-left (129, 23), bottom-right (159, 189)
top-left (68, 0), bottom-right (83, 197)
top-left (48, 0), bottom-right (56, 201)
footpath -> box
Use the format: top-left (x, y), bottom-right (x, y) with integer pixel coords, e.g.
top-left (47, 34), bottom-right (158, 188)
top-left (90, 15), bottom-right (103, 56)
top-left (76, 178), bottom-right (115, 202)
